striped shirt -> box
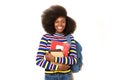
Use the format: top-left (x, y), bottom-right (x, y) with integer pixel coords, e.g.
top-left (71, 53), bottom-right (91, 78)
top-left (36, 33), bottom-right (77, 73)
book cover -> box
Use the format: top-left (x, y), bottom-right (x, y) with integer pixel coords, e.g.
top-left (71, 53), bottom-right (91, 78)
top-left (50, 41), bottom-right (70, 57)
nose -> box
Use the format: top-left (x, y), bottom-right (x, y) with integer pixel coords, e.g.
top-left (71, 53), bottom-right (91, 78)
top-left (58, 21), bottom-right (63, 26)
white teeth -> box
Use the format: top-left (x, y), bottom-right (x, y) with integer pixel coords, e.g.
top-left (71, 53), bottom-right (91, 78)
top-left (58, 26), bottom-right (62, 29)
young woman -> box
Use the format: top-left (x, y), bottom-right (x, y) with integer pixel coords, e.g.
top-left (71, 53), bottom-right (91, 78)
top-left (36, 5), bottom-right (77, 80)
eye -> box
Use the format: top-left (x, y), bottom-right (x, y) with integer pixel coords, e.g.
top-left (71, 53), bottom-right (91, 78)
top-left (55, 20), bottom-right (59, 23)
top-left (62, 20), bottom-right (66, 23)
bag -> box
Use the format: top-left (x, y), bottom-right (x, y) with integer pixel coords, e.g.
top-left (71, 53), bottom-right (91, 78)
top-left (66, 35), bottom-right (83, 73)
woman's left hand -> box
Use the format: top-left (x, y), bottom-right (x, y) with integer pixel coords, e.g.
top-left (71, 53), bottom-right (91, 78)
top-left (45, 53), bottom-right (54, 62)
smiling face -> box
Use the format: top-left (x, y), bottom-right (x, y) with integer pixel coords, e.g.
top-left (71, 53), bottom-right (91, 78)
top-left (54, 16), bottom-right (66, 34)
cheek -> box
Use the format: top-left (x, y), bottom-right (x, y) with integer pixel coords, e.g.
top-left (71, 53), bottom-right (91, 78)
top-left (64, 24), bottom-right (66, 27)
top-left (63, 23), bottom-right (66, 28)
top-left (54, 25), bottom-right (57, 29)
top-left (54, 23), bottom-right (57, 27)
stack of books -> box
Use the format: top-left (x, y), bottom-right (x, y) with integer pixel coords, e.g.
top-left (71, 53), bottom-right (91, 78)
top-left (50, 41), bottom-right (70, 57)
top-left (49, 41), bottom-right (70, 66)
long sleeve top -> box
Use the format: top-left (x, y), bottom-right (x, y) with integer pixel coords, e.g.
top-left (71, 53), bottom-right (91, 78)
top-left (36, 33), bottom-right (77, 73)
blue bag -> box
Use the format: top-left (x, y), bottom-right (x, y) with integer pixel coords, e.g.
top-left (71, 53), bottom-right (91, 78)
top-left (66, 35), bottom-right (83, 73)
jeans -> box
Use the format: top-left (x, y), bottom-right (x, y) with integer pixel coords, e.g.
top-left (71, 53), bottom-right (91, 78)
top-left (45, 72), bottom-right (72, 80)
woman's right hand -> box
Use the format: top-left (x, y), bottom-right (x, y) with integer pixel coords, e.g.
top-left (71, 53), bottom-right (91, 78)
top-left (57, 64), bottom-right (70, 70)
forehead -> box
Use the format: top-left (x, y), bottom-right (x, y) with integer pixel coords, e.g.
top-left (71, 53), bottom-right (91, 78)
top-left (55, 16), bottom-right (66, 21)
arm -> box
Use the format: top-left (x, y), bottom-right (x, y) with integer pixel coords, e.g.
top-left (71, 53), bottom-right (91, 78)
top-left (36, 34), bottom-right (58, 70)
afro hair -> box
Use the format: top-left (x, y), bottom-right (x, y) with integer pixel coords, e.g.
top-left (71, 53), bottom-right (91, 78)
top-left (41, 5), bottom-right (76, 36)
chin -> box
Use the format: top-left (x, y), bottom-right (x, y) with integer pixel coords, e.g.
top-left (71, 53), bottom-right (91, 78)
top-left (57, 31), bottom-right (63, 33)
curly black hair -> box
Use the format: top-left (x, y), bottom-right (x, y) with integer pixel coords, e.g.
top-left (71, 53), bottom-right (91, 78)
top-left (41, 5), bottom-right (76, 36)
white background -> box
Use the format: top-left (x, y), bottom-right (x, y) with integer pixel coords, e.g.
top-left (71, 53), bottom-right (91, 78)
top-left (0, 0), bottom-right (120, 80)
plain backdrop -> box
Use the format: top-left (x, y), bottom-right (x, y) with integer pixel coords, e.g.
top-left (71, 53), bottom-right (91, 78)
top-left (0, 0), bottom-right (120, 80)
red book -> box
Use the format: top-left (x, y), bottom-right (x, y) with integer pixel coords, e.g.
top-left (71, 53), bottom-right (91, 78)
top-left (50, 41), bottom-right (70, 57)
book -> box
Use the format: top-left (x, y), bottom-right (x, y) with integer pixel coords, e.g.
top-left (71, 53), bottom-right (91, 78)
top-left (49, 49), bottom-right (64, 57)
top-left (50, 41), bottom-right (70, 57)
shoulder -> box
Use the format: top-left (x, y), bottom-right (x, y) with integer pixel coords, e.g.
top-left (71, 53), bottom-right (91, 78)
top-left (68, 34), bottom-right (75, 40)
top-left (40, 34), bottom-right (52, 40)
top-left (66, 34), bottom-right (76, 43)
top-left (42, 34), bottom-right (52, 38)
top-left (42, 33), bottom-right (52, 36)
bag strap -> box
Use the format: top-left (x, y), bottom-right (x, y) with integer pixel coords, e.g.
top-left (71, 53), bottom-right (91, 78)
top-left (66, 34), bottom-right (71, 44)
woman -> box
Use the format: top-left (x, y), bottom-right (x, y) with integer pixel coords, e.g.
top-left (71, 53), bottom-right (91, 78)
top-left (36, 5), bottom-right (77, 80)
